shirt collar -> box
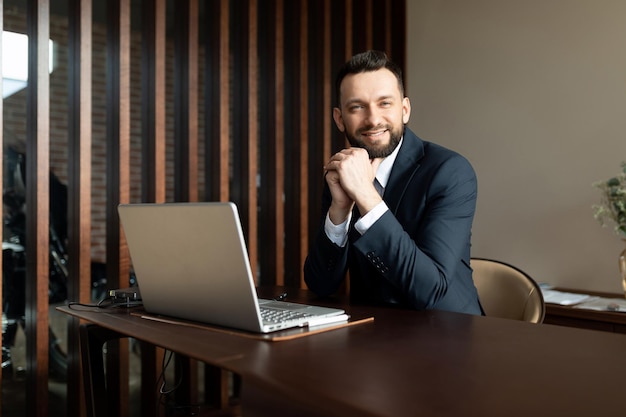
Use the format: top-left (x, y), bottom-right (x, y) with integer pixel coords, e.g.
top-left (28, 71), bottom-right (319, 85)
top-left (375, 136), bottom-right (403, 189)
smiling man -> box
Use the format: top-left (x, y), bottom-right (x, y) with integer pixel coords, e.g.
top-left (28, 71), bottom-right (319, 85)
top-left (304, 50), bottom-right (483, 315)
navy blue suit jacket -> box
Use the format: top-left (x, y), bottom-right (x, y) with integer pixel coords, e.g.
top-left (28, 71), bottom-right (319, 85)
top-left (304, 127), bottom-right (482, 315)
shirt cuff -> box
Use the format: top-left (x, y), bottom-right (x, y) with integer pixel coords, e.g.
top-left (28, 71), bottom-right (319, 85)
top-left (355, 201), bottom-right (389, 235)
top-left (324, 211), bottom-right (352, 247)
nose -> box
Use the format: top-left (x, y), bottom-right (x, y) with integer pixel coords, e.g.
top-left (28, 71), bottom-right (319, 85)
top-left (364, 106), bottom-right (383, 127)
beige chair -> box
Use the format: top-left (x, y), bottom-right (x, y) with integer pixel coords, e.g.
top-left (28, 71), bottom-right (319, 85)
top-left (470, 258), bottom-right (545, 323)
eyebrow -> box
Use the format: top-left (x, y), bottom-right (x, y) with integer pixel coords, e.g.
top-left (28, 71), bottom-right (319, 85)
top-left (343, 95), bottom-right (396, 107)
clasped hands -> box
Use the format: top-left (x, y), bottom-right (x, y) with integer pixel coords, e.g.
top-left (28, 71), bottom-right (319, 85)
top-left (324, 148), bottom-right (383, 224)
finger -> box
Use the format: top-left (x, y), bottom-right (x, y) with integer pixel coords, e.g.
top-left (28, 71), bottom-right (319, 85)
top-left (325, 170), bottom-right (340, 182)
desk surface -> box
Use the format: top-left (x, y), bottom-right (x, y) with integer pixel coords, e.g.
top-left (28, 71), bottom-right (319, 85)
top-left (60, 288), bottom-right (626, 417)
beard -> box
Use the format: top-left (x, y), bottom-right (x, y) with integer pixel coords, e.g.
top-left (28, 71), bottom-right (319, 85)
top-left (345, 124), bottom-right (404, 159)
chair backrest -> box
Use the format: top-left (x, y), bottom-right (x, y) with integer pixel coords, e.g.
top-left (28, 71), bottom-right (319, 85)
top-left (470, 258), bottom-right (545, 323)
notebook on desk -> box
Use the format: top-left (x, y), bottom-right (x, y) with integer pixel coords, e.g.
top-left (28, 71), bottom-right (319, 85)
top-left (117, 201), bottom-right (347, 333)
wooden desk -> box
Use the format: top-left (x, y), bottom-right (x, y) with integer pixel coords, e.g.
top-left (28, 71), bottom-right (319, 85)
top-left (544, 288), bottom-right (626, 333)
top-left (60, 288), bottom-right (626, 417)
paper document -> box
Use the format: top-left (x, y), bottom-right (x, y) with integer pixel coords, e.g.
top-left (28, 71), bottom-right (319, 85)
top-left (541, 289), bottom-right (596, 306)
top-left (572, 297), bottom-right (626, 312)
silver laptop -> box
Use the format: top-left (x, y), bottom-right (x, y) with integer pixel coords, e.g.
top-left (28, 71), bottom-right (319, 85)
top-left (117, 202), bottom-right (347, 333)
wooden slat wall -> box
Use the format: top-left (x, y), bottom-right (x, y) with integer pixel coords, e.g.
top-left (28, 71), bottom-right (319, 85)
top-left (66, 0), bottom-right (92, 414)
top-left (142, 0), bottom-right (167, 203)
top-left (104, 1), bottom-right (132, 415)
top-left (25, 0), bottom-right (51, 415)
top-left (0, 0), bottom-right (4, 407)
top-left (140, 2), bottom-right (167, 415)
top-left (174, 0), bottom-right (199, 203)
top-left (297, 0), bottom-right (312, 288)
top-left (0, 0), bottom-right (405, 416)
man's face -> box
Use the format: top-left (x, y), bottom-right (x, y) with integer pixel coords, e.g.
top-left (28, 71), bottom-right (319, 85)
top-left (333, 68), bottom-right (411, 158)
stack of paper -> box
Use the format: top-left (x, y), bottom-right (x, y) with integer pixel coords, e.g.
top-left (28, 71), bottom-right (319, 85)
top-left (541, 289), bottom-right (596, 306)
top-left (572, 297), bottom-right (626, 312)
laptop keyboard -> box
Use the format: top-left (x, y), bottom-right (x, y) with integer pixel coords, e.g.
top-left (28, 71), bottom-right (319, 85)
top-left (260, 306), bottom-right (314, 324)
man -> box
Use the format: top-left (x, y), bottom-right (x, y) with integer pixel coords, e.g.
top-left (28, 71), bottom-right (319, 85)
top-left (304, 50), bottom-right (483, 315)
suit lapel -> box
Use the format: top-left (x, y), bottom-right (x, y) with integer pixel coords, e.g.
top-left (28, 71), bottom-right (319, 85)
top-left (384, 128), bottom-right (424, 214)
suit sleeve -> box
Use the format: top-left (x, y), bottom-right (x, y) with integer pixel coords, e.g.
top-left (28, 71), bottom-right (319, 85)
top-left (354, 154), bottom-right (477, 310)
top-left (303, 187), bottom-right (350, 296)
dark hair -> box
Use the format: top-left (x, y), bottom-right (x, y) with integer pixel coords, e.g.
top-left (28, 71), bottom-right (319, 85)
top-left (335, 50), bottom-right (405, 106)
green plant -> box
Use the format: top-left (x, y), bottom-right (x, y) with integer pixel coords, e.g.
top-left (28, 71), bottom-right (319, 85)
top-left (593, 162), bottom-right (626, 239)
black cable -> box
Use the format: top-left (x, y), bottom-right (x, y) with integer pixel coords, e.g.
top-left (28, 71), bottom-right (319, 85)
top-left (67, 296), bottom-right (143, 311)
top-left (156, 350), bottom-right (207, 416)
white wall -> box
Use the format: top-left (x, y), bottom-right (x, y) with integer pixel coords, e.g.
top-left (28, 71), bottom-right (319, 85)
top-left (406, 0), bottom-right (626, 292)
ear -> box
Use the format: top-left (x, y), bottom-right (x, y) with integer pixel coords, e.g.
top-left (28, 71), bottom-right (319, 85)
top-left (402, 97), bottom-right (411, 124)
top-left (332, 107), bottom-right (345, 132)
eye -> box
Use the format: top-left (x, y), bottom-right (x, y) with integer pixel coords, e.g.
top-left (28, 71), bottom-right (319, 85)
top-left (348, 104), bottom-right (364, 112)
top-left (380, 101), bottom-right (392, 107)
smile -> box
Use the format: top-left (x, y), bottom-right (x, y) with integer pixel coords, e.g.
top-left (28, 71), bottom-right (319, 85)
top-left (362, 129), bottom-right (388, 138)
